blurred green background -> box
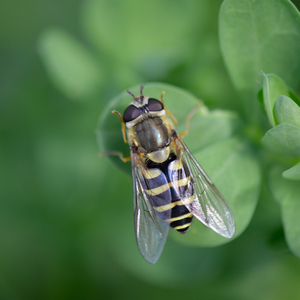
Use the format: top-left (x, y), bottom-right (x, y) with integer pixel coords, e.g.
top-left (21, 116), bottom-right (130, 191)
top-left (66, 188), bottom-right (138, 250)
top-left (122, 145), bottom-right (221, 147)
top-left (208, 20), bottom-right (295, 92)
top-left (2, 0), bottom-right (300, 299)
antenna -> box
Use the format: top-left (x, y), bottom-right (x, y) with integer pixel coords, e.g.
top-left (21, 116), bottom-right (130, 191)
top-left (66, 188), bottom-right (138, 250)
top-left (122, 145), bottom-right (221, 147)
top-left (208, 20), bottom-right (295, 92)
top-left (139, 84), bottom-right (144, 95)
top-left (127, 84), bottom-right (145, 101)
top-left (127, 90), bottom-right (135, 98)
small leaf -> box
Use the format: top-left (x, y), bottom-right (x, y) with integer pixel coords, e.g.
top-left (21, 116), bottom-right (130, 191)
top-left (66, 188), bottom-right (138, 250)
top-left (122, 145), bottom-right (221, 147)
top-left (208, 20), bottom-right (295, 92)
top-left (274, 95), bottom-right (300, 128)
top-left (262, 123), bottom-right (300, 157)
top-left (37, 28), bottom-right (103, 100)
top-left (269, 165), bottom-right (300, 257)
top-left (282, 162), bottom-right (300, 180)
top-left (262, 74), bottom-right (289, 127)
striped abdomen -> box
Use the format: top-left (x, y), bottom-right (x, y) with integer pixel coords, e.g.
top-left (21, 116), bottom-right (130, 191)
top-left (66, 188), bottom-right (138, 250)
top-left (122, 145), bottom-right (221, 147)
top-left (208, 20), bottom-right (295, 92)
top-left (143, 154), bottom-right (195, 234)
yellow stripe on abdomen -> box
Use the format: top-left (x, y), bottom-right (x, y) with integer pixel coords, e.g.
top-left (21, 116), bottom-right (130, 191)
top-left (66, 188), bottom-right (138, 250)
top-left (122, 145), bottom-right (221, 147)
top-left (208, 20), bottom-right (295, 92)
top-left (171, 175), bottom-right (191, 187)
top-left (168, 212), bottom-right (193, 223)
top-left (176, 195), bottom-right (195, 206)
top-left (153, 202), bottom-right (176, 212)
top-left (142, 168), bottom-right (162, 179)
top-left (153, 195), bottom-right (195, 212)
top-left (146, 183), bottom-right (170, 196)
top-left (173, 223), bottom-right (191, 230)
top-left (168, 159), bottom-right (183, 171)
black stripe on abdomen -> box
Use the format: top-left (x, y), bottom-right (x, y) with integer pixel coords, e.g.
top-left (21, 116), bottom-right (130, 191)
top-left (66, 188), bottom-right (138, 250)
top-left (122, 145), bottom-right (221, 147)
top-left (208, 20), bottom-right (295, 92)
top-left (171, 217), bottom-right (193, 233)
top-left (169, 203), bottom-right (193, 234)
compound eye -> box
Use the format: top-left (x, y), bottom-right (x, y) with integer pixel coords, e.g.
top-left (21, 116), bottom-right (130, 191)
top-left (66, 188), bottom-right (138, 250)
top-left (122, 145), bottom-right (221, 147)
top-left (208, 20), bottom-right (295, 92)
top-left (123, 105), bottom-right (141, 122)
top-left (148, 98), bottom-right (164, 111)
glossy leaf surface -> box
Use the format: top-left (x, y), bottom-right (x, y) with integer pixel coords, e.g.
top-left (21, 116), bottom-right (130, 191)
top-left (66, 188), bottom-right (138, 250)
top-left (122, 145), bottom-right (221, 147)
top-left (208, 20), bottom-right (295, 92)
top-left (262, 124), bottom-right (300, 157)
top-left (274, 95), bottom-right (300, 128)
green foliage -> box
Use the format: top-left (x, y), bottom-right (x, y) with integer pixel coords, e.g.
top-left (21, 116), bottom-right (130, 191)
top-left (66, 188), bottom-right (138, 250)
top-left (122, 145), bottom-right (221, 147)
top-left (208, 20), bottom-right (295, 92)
top-left (92, 0), bottom-right (300, 285)
top-left (219, 0), bottom-right (300, 122)
top-left (4, 0), bottom-right (300, 298)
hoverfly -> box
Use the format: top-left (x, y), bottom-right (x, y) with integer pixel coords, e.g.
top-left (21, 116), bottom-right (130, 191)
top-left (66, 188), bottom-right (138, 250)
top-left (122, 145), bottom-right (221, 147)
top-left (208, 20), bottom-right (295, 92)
top-left (111, 85), bottom-right (235, 264)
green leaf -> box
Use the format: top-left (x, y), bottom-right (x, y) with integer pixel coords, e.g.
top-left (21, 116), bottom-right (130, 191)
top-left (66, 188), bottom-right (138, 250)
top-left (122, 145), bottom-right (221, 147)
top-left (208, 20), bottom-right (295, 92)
top-left (269, 165), bottom-right (300, 257)
top-left (282, 162), bottom-right (300, 180)
top-left (219, 0), bottom-right (300, 121)
top-left (171, 137), bottom-right (261, 246)
top-left (274, 95), bottom-right (300, 128)
top-left (262, 74), bottom-right (289, 126)
top-left (37, 28), bottom-right (103, 100)
top-left (262, 123), bottom-right (300, 157)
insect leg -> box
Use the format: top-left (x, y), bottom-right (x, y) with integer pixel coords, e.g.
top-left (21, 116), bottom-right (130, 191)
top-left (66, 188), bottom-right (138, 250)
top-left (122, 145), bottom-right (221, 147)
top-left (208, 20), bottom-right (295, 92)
top-left (160, 91), bottom-right (178, 125)
top-left (112, 110), bottom-right (128, 144)
top-left (99, 151), bottom-right (131, 162)
top-left (180, 101), bottom-right (203, 137)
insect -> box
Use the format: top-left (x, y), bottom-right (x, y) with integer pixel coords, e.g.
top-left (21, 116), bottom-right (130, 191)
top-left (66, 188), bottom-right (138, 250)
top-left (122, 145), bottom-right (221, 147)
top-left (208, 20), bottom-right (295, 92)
top-left (111, 85), bottom-right (235, 264)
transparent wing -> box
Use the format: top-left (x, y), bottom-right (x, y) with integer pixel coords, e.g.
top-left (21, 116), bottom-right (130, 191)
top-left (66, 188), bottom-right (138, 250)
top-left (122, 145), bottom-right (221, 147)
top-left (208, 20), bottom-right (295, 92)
top-left (131, 151), bottom-right (170, 264)
top-left (174, 136), bottom-right (235, 238)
